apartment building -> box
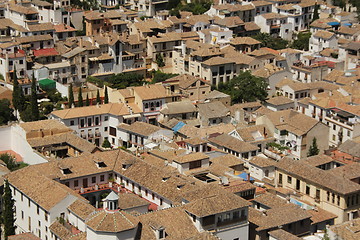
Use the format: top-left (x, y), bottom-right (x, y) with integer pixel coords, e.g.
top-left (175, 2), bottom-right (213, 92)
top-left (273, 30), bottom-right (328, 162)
top-left (256, 109), bottom-right (329, 159)
top-left (275, 156), bottom-right (360, 224)
top-left (309, 30), bottom-right (338, 53)
top-left (50, 103), bottom-right (142, 147)
top-left (161, 74), bottom-right (211, 101)
top-left (299, 93), bottom-right (360, 148)
top-left (254, 12), bottom-right (291, 39)
top-left (117, 84), bottom-right (180, 124)
top-left (117, 121), bottom-right (173, 149)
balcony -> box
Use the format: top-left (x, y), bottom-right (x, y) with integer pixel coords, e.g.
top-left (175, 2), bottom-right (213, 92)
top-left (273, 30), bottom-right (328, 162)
top-left (95, 132), bottom-right (101, 137)
top-left (217, 216), bottom-right (247, 227)
top-left (88, 133), bottom-right (94, 139)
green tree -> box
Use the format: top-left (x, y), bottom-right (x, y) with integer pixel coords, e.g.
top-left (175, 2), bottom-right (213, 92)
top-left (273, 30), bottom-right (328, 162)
top-left (312, 4), bottom-right (320, 22)
top-left (102, 138), bottom-right (111, 148)
top-left (156, 54), bottom-right (165, 68)
top-left (152, 71), bottom-right (178, 83)
top-left (307, 137), bottom-right (320, 157)
top-left (86, 93), bottom-right (90, 106)
top-left (20, 105), bottom-right (33, 122)
top-left (77, 87), bottom-right (83, 107)
top-left (30, 74), bottom-right (40, 121)
top-left (291, 31), bottom-right (312, 51)
top-left (12, 66), bottom-right (25, 112)
top-left (217, 71), bottom-right (268, 104)
top-left (96, 89), bottom-right (101, 104)
top-left (68, 83), bottom-right (74, 108)
top-left (0, 99), bottom-right (16, 125)
top-left (104, 87), bottom-right (109, 104)
top-left (2, 180), bottom-right (16, 239)
top-left (253, 33), bottom-right (289, 50)
top-left (107, 73), bottom-right (144, 89)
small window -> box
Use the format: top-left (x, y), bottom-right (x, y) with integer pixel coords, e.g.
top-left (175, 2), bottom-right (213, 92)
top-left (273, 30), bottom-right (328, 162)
top-left (74, 180), bottom-right (79, 187)
top-left (70, 120), bottom-right (74, 126)
top-left (287, 176), bottom-right (292, 184)
top-left (100, 175), bottom-right (105, 181)
top-left (92, 176), bottom-right (96, 183)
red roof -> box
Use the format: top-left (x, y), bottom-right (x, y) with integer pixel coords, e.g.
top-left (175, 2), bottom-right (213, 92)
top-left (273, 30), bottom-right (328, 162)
top-left (33, 48), bottom-right (59, 57)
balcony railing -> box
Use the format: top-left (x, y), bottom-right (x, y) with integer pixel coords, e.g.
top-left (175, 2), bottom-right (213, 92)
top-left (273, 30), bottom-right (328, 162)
top-left (217, 216), bottom-right (247, 227)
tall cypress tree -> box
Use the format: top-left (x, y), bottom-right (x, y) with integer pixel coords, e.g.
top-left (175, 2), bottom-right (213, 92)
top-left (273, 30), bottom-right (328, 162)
top-left (68, 83), bottom-right (74, 108)
top-left (307, 137), bottom-right (320, 157)
top-left (86, 93), bottom-right (90, 106)
top-left (96, 89), bottom-right (101, 104)
top-left (12, 65), bottom-right (25, 112)
top-left (77, 87), bottom-right (83, 107)
top-left (2, 180), bottom-right (16, 239)
top-left (312, 4), bottom-right (320, 22)
top-left (104, 86), bottom-right (109, 104)
top-left (30, 74), bottom-right (40, 121)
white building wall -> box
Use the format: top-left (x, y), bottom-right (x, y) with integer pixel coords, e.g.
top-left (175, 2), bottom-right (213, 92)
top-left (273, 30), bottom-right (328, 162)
top-left (0, 125), bottom-right (47, 165)
top-left (215, 222), bottom-right (249, 240)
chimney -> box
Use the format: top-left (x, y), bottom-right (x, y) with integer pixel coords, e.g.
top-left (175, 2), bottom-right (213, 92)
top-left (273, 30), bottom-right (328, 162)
top-left (91, 36), bottom-right (95, 45)
top-left (79, 37), bottom-right (83, 48)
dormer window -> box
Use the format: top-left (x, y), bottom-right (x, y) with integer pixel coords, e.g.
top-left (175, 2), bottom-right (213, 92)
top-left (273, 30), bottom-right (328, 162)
top-left (177, 184), bottom-right (185, 190)
top-left (96, 161), bottom-right (107, 168)
top-left (61, 168), bottom-right (72, 175)
top-left (159, 229), bottom-right (165, 239)
top-left (162, 177), bottom-right (169, 182)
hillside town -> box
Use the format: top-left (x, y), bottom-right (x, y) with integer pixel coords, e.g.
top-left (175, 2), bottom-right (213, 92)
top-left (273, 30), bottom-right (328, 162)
top-left (0, 0), bottom-right (359, 239)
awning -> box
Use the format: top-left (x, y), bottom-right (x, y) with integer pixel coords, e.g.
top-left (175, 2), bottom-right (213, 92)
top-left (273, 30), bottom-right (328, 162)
top-left (38, 78), bottom-right (56, 90)
top-left (327, 22), bottom-right (340, 26)
top-left (172, 121), bottom-right (186, 133)
top-left (123, 113), bottom-right (142, 119)
top-left (237, 172), bottom-right (254, 181)
top-left (89, 57), bottom-right (98, 61)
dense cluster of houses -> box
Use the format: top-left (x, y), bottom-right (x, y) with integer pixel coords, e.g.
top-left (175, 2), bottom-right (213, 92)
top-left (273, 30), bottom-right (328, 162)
top-left (1, 0), bottom-right (360, 240)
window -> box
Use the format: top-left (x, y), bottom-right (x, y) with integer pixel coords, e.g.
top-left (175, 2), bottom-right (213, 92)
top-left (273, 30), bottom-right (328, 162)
top-left (37, 205), bottom-right (40, 214)
top-left (152, 193), bottom-right (155, 200)
top-left (45, 212), bottom-right (48, 221)
top-left (87, 118), bottom-right (92, 127)
top-left (74, 180), bottom-right (79, 187)
top-left (80, 119), bottom-right (85, 128)
top-left (100, 175), bottom-right (105, 181)
top-left (104, 127), bottom-right (108, 132)
top-left (21, 211), bottom-right (24, 220)
top-left (160, 198), bottom-right (163, 205)
top-left (189, 160), bottom-right (202, 170)
top-left (306, 185), bottom-right (310, 195)
top-left (95, 117), bottom-right (100, 125)
top-left (92, 176), bottom-right (96, 183)
top-left (287, 176), bottom-right (292, 184)
top-left (70, 120), bottom-right (74, 126)
top-left (159, 229), bottom-right (165, 239)
top-left (279, 173), bottom-right (283, 185)
top-left (109, 127), bottom-right (116, 137)
top-left (104, 116), bottom-right (108, 121)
